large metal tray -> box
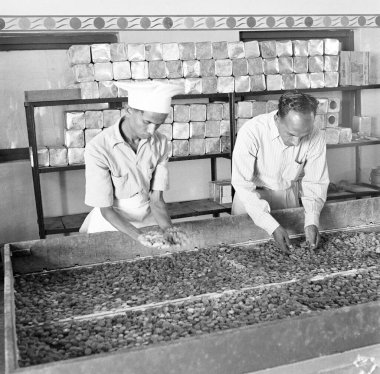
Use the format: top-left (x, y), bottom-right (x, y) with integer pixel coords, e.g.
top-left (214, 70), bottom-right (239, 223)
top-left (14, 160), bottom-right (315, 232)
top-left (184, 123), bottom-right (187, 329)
top-left (3, 197), bottom-right (380, 374)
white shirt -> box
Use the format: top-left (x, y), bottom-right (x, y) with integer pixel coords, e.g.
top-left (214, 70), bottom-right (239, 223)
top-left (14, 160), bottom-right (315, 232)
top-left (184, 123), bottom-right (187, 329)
top-left (231, 111), bottom-right (329, 234)
top-left (84, 117), bottom-right (169, 208)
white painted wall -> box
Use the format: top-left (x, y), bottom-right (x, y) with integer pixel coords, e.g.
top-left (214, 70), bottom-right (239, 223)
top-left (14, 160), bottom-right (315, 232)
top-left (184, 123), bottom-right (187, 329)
top-left (2, 0), bottom-right (380, 15)
top-left (1, 1), bottom-right (380, 244)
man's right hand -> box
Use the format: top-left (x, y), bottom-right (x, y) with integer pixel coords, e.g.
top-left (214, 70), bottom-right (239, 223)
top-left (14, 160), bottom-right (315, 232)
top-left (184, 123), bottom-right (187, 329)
top-left (272, 226), bottom-right (293, 255)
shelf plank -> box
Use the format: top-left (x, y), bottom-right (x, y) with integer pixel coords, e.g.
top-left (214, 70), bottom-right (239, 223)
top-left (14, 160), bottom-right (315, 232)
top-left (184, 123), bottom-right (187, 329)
top-left (24, 85), bottom-right (380, 106)
top-left (37, 154), bottom-right (230, 172)
top-left (43, 199), bottom-right (231, 235)
top-left (327, 139), bottom-right (380, 149)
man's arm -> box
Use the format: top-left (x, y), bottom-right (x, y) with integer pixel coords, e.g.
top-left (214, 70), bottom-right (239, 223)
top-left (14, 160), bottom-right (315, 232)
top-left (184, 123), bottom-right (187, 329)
top-left (100, 206), bottom-right (142, 240)
top-left (231, 126), bottom-right (280, 235)
top-left (301, 129), bottom-right (329, 248)
top-left (149, 190), bottom-right (172, 231)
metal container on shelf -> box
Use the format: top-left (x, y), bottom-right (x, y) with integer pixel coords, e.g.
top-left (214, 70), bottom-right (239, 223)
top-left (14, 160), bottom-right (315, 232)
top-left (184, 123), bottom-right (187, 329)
top-left (370, 166), bottom-right (380, 187)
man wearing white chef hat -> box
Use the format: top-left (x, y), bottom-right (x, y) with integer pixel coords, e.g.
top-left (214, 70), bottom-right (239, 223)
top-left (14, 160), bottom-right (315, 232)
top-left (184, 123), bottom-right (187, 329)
top-left (80, 81), bottom-right (186, 247)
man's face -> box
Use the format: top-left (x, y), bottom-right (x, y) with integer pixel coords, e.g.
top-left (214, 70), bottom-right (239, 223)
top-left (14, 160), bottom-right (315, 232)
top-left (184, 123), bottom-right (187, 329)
top-left (275, 110), bottom-right (315, 147)
top-left (129, 109), bottom-right (168, 139)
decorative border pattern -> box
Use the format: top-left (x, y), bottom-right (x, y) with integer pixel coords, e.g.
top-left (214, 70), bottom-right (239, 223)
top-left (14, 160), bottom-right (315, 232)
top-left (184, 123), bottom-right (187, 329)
top-left (0, 15), bottom-right (379, 32)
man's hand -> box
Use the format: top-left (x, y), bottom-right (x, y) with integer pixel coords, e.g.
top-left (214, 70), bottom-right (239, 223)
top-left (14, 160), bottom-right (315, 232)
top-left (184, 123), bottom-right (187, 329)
top-left (163, 227), bottom-right (189, 247)
top-left (304, 225), bottom-right (320, 249)
top-left (137, 231), bottom-right (169, 249)
top-left (272, 226), bottom-right (293, 255)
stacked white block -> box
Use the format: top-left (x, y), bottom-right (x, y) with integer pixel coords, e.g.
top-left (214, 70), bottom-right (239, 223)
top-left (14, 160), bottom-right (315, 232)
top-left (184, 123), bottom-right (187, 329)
top-left (67, 38), bottom-right (340, 97)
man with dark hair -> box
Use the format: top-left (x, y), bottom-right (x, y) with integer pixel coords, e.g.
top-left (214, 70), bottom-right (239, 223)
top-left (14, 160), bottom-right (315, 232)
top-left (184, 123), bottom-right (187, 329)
top-left (80, 82), bottom-right (187, 248)
top-left (231, 91), bottom-right (329, 253)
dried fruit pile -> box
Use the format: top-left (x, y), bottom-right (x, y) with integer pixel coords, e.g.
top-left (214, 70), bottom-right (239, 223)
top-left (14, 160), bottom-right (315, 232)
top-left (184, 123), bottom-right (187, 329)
top-left (14, 230), bottom-right (380, 367)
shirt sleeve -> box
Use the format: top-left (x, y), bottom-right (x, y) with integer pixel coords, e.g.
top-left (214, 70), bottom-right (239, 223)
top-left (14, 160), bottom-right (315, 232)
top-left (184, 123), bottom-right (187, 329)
top-left (231, 126), bottom-right (280, 235)
top-left (84, 143), bottom-right (114, 208)
top-left (301, 129), bottom-right (330, 228)
top-left (151, 135), bottom-right (170, 191)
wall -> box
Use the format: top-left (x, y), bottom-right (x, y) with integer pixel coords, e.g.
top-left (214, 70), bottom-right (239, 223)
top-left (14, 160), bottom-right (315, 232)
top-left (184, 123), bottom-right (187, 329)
top-left (1, 2), bottom-right (380, 244)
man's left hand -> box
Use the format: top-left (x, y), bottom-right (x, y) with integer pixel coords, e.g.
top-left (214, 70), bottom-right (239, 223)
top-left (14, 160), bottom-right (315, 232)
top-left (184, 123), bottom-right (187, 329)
top-left (163, 227), bottom-right (189, 247)
top-left (304, 225), bottom-right (320, 249)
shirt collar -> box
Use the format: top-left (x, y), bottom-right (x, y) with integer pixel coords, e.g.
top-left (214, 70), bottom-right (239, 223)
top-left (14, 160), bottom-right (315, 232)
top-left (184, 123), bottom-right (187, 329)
top-left (110, 116), bottom-right (153, 148)
top-left (268, 111), bottom-right (280, 141)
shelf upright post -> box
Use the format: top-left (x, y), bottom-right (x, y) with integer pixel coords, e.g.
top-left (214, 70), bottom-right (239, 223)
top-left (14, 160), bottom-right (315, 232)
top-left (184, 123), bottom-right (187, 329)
top-left (229, 92), bottom-right (236, 198)
top-left (354, 90), bottom-right (362, 184)
top-left (24, 102), bottom-right (45, 239)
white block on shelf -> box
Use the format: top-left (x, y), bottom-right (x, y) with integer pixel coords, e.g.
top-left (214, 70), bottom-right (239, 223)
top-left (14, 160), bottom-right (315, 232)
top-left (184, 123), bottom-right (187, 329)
top-left (190, 104), bottom-right (207, 122)
top-left (131, 61), bottom-right (149, 80)
top-left (190, 122), bottom-right (206, 138)
top-left (338, 127), bottom-right (352, 143)
top-left (67, 45), bottom-right (91, 65)
top-left (237, 101), bottom-right (253, 118)
top-left (172, 122), bottom-right (190, 140)
top-left (94, 62), bottom-right (113, 81)
top-left (49, 146), bottom-right (68, 166)
top-left (113, 61), bottom-right (131, 80)
top-left (91, 44), bottom-right (111, 63)
top-left (325, 127), bottom-right (340, 144)
top-left (127, 43), bottom-right (145, 61)
top-left (276, 40), bottom-right (293, 57)
top-left (205, 138), bottom-right (221, 154)
top-left (145, 43), bottom-right (163, 61)
top-left (183, 60), bottom-right (200, 78)
top-left (80, 82), bottom-right (99, 99)
top-left (227, 42), bottom-right (245, 59)
top-left (207, 103), bottom-right (223, 121)
top-left (172, 140), bottom-right (189, 157)
top-left (185, 78), bottom-right (202, 94)
top-left (308, 39), bottom-right (324, 56)
top-left (37, 147), bottom-right (49, 167)
top-left (85, 111), bottom-right (103, 129)
top-left (189, 138), bottom-right (205, 155)
top-left (66, 111), bottom-right (85, 130)
top-left (217, 77), bottom-right (234, 93)
top-left (215, 59), bottom-right (233, 77)
top-left (179, 42), bottom-right (196, 60)
top-left (195, 41), bottom-right (212, 60)
top-left (220, 120), bottom-right (230, 137)
top-left (353, 116), bottom-right (372, 136)
top-left (73, 64), bottom-right (95, 83)
top-left (165, 61), bottom-right (183, 79)
top-left (205, 121), bottom-right (221, 138)
top-left (98, 81), bottom-right (118, 98)
top-left (266, 75), bottom-right (282, 91)
top-left (234, 76), bottom-right (251, 93)
top-left (162, 43), bottom-right (180, 61)
top-left (244, 41), bottom-right (260, 58)
top-left (65, 129), bottom-right (84, 148)
top-left (68, 148), bottom-right (85, 165)
top-left (293, 40), bottom-right (309, 56)
top-left (110, 43), bottom-right (128, 62)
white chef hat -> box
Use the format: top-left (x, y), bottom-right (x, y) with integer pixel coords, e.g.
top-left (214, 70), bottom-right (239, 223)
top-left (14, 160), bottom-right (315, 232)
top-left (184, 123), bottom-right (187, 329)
top-left (114, 81), bottom-right (185, 114)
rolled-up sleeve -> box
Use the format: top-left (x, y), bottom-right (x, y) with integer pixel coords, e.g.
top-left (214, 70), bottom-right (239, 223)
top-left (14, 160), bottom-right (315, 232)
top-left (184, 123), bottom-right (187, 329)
top-left (301, 129), bottom-right (329, 228)
top-left (151, 137), bottom-right (169, 191)
top-left (232, 128), bottom-right (280, 235)
top-left (84, 144), bottom-right (114, 207)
